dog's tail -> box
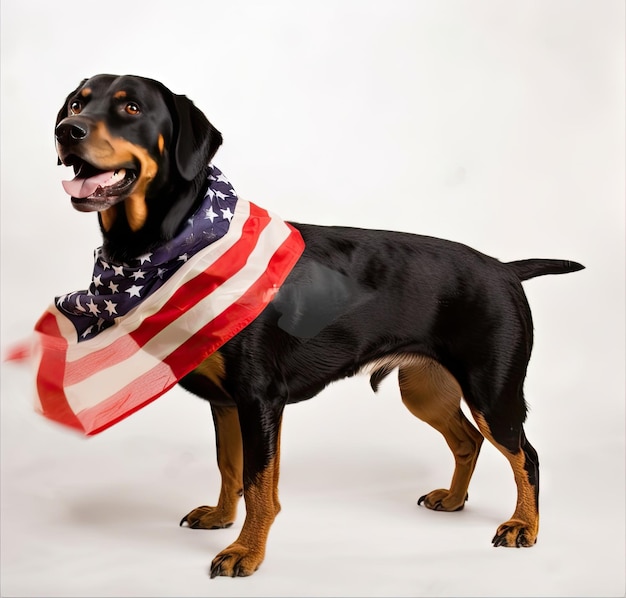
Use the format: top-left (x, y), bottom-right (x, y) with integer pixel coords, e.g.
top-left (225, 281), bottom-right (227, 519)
top-left (507, 259), bottom-right (585, 282)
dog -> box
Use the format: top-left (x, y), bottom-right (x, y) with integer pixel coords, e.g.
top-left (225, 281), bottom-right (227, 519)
top-left (54, 74), bottom-right (584, 577)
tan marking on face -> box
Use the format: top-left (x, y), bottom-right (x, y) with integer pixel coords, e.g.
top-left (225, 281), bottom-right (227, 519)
top-left (158, 133), bottom-right (165, 154)
top-left (113, 90), bottom-right (127, 99)
top-left (123, 196), bottom-right (147, 231)
top-left (78, 122), bottom-right (160, 231)
top-left (99, 207), bottom-right (117, 232)
top-left (80, 88), bottom-right (92, 97)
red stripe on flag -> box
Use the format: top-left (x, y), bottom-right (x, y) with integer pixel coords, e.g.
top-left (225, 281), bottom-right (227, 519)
top-left (78, 361), bottom-right (176, 435)
top-left (32, 205), bottom-right (305, 435)
top-left (79, 224), bottom-right (303, 435)
top-left (63, 203), bottom-right (271, 387)
top-left (129, 202), bottom-right (272, 346)
top-left (164, 224), bottom-right (304, 380)
top-left (34, 312), bottom-right (84, 432)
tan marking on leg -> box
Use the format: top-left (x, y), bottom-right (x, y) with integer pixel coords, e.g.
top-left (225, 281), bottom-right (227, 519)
top-left (180, 405), bottom-right (243, 529)
top-left (472, 411), bottom-right (539, 546)
top-left (210, 453), bottom-right (281, 577)
top-left (397, 356), bottom-right (483, 511)
top-left (213, 406), bottom-right (244, 524)
top-left (158, 133), bottom-right (165, 154)
top-left (180, 354), bottom-right (243, 529)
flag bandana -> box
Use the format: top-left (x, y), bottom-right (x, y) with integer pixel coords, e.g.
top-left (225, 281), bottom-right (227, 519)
top-left (56, 166), bottom-right (239, 342)
top-left (32, 166), bottom-right (305, 435)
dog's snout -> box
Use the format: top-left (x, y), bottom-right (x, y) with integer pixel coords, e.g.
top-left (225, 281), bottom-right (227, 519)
top-left (56, 120), bottom-right (89, 145)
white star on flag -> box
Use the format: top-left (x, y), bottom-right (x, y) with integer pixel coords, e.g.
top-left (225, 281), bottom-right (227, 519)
top-left (125, 285), bottom-right (143, 298)
top-left (104, 300), bottom-right (118, 315)
top-left (92, 274), bottom-right (103, 288)
top-left (86, 299), bottom-right (100, 315)
top-left (33, 166), bottom-right (306, 436)
top-left (131, 270), bottom-right (146, 281)
top-left (204, 206), bottom-right (218, 222)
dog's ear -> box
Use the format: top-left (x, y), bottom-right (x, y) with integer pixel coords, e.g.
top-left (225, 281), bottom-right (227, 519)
top-left (55, 79), bottom-right (87, 165)
top-left (170, 94), bottom-right (223, 181)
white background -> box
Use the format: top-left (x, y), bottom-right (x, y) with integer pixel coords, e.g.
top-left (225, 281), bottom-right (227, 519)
top-left (1, 1), bottom-right (624, 596)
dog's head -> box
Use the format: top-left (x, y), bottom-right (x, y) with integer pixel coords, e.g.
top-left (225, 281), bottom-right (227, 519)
top-left (55, 74), bottom-right (222, 260)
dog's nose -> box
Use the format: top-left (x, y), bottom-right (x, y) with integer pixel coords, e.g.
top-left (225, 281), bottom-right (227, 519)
top-left (55, 121), bottom-right (89, 145)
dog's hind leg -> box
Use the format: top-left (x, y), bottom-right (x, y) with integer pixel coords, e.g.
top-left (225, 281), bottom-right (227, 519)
top-left (398, 357), bottom-right (484, 512)
top-left (469, 407), bottom-right (540, 547)
top-left (180, 405), bottom-right (243, 529)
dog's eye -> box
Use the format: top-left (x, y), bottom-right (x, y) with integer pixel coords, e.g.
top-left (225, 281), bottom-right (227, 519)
top-left (124, 102), bottom-right (141, 115)
top-left (70, 100), bottom-right (83, 115)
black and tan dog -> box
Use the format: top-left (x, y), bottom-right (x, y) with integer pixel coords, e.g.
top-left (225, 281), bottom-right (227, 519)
top-left (55, 74), bottom-right (583, 577)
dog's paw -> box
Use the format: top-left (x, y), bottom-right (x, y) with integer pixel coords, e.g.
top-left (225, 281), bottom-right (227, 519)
top-left (417, 489), bottom-right (468, 512)
top-left (209, 542), bottom-right (263, 578)
top-left (179, 505), bottom-right (235, 530)
top-left (492, 519), bottom-right (537, 547)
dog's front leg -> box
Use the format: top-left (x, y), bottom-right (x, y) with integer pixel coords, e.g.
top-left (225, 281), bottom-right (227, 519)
top-left (209, 399), bottom-right (284, 578)
top-left (180, 405), bottom-right (243, 529)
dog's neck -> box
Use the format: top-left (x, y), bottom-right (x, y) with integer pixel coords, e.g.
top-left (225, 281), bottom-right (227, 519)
top-left (99, 170), bottom-right (210, 263)
top-left (56, 167), bottom-right (240, 343)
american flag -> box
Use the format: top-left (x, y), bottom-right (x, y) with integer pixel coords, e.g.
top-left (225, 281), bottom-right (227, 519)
top-left (31, 166), bottom-right (304, 435)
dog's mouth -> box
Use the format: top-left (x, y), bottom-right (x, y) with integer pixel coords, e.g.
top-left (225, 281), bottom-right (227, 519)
top-left (61, 158), bottom-right (138, 209)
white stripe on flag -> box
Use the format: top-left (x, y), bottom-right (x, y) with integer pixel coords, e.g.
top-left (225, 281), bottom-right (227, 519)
top-left (63, 199), bottom-right (251, 360)
top-left (63, 211), bottom-right (292, 414)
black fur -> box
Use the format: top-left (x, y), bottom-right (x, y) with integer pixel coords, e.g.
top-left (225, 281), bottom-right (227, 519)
top-left (55, 74), bottom-right (222, 263)
top-left (55, 74), bottom-right (584, 577)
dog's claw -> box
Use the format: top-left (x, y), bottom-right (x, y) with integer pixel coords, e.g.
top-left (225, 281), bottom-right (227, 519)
top-left (209, 543), bottom-right (262, 578)
top-left (180, 505), bottom-right (210, 527)
top-left (492, 529), bottom-right (525, 548)
top-left (417, 490), bottom-right (468, 511)
top-left (209, 554), bottom-right (241, 578)
top-left (180, 505), bottom-right (235, 529)
top-left (491, 520), bottom-right (537, 548)
top-left (209, 558), bottom-right (223, 579)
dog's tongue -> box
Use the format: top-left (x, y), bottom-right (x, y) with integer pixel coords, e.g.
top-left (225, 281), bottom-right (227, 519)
top-left (62, 170), bottom-right (121, 199)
